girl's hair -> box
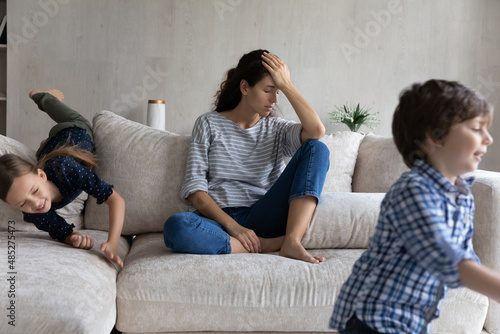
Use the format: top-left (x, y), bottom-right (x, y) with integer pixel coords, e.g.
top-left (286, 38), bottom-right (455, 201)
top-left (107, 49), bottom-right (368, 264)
top-left (0, 143), bottom-right (97, 201)
top-left (392, 79), bottom-right (493, 168)
top-left (213, 49), bottom-right (272, 112)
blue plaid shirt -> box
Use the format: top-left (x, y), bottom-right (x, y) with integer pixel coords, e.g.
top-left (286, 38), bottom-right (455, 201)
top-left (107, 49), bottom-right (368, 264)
top-left (330, 159), bottom-right (479, 334)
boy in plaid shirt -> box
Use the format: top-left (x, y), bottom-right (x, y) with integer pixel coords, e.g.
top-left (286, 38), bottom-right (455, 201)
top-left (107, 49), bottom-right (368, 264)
top-left (330, 79), bottom-right (500, 333)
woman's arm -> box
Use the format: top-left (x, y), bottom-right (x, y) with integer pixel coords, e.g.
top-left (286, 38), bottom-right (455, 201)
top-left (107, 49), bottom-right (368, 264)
top-left (188, 190), bottom-right (261, 253)
top-left (101, 190), bottom-right (125, 268)
top-left (459, 259), bottom-right (500, 303)
top-left (261, 52), bottom-right (325, 142)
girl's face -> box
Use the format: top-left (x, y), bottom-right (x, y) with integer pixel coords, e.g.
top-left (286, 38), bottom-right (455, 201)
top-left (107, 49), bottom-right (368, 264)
top-left (5, 169), bottom-right (53, 214)
top-left (429, 114), bottom-right (493, 182)
top-left (243, 74), bottom-right (280, 117)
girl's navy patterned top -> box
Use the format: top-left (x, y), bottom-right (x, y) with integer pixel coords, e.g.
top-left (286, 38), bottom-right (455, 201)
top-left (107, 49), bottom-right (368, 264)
top-left (24, 127), bottom-right (113, 242)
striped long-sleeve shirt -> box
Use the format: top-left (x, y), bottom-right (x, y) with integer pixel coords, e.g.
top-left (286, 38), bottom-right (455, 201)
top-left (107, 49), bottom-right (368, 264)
top-left (180, 111), bottom-right (302, 208)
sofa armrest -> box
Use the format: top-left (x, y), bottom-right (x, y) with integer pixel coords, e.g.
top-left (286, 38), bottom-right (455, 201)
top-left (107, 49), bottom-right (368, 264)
top-left (471, 170), bottom-right (500, 334)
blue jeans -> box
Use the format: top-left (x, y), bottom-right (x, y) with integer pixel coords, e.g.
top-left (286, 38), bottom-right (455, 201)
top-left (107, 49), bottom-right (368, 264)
top-left (163, 139), bottom-right (330, 254)
top-left (339, 314), bottom-right (381, 334)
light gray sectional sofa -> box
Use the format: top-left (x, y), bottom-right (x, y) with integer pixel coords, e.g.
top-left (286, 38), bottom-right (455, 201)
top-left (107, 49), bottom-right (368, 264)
top-left (1, 110), bottom-right (499, 334)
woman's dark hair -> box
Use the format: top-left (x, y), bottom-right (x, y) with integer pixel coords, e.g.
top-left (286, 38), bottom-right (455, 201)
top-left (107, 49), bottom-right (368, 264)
top-left (214, 49), bottom-right (272, 112)
top-left (392, 79), bottom-right (493, 168)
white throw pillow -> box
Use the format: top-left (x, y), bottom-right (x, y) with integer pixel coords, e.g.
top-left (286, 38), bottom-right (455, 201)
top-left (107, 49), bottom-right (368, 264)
top-left (0, 135), bottom-right (86, 232)
top-left (84, 110), bottom-right (190, 235)
top-left (319, 131), bottom-right (365, 192)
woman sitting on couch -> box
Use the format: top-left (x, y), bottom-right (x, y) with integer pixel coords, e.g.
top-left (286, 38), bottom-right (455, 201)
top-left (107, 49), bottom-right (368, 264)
top-left (163, 49), bottom-right (330, 264)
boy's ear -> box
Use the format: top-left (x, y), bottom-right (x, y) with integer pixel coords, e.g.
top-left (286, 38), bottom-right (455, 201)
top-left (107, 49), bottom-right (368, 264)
top-left (425, 128), bottom-right (444, 148)
top-left (37, 168), bottom-right (47, 181)
top-left (240, 79), bottom-right (249, 96)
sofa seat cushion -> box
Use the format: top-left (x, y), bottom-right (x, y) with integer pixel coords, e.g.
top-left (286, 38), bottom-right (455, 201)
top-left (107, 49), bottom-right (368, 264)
top-left (431, 287), bottom-right (488, 334)
top-left (116, 233), bottom-right (363, 332)
top-left (117, 233), bottom-right (488, 333)
top-left (0, 230), bottom-right (130, 334)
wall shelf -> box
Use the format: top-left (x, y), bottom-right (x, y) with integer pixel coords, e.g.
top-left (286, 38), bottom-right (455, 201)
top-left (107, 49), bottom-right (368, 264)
top-left (0, 0), bottom-right (5, 135)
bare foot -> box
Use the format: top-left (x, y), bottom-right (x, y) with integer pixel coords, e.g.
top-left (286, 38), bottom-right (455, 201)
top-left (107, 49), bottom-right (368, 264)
top-left (29, 89), bottom-right (64, 101)
top-left (259, 236), bottom-right (285, 253)
top-left (279, 239), bottom-right (326, 264)
top-left (230, 236), bottom-right (284, 254)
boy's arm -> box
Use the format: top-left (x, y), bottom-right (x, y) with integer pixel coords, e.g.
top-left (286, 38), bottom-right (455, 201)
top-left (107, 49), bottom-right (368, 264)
top-left (101, 190), bottom-right (125, 268)
top-left (390, 183), bottom-right (475, 288)
top-left (459, 259), bottom-right (500, 303)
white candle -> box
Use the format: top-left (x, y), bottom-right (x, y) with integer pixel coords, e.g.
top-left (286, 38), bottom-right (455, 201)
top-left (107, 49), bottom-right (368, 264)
top-left (147, 100), bottom-right (165, 130)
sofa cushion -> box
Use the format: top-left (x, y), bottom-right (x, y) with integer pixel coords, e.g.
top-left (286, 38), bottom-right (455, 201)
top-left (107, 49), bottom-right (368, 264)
top-left (302, 192), bottom-right (385, 249)
top-left (319, 131), bottom-right (364, 192)
top-left (0, 134), bottom-right (87, 232)
top-left (116, 233), bottom-right (363, 332)
top-left (0, 230), bottom-right (130, 334)
top-left (84, 110), bottom-right (190, 235)
top-left (86, 111), bottom-right (365, 234)
top-left (352, 134), bottom-right (409, 193)
top-left (431, 287), bottom-right (488, 334)
top-left (116, 233), bottom-right (488, 333)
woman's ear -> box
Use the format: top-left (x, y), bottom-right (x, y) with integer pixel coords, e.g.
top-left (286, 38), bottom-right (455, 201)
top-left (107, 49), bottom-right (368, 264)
top-left (37, 168), bottom-right (47, 181)
top-left (240, 79), bottom-right (249, 96)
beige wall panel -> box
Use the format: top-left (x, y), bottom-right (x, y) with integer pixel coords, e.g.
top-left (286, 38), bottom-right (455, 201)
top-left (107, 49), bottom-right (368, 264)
top-left (6, 0), bottom-right (500, 171)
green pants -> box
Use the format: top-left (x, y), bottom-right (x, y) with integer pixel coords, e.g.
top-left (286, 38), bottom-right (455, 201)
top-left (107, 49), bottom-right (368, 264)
top-left (32, 92), bottom-right (94, 157)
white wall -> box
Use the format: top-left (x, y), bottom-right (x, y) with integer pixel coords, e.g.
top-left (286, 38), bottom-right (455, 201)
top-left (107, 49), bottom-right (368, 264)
top-left (6, 0), bottom-right (500, 171)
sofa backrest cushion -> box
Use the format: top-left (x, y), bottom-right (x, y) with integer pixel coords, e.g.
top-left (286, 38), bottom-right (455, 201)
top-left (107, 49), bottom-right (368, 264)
top-left (84, 110), bottom-right (190, 235)
top-left (302, 192), bottom-right (385, 248)
top-left (352, 134), bottom-right (409, 193)
top-left (302, 192), bottom-right (385, 249)
top-left (0, 134), bottom-right (86, 232)
top-left (319, 131), bottom-right (364, 192)
top-left (86, 111), bottom-right (367, 234)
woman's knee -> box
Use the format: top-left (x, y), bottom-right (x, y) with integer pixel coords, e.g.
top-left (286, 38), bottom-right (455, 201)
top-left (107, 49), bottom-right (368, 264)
top-left (303, 139), bottom-right (330, 171)
top-left (304, 139), bottom-right (330, 159)
top-left (163, 212), bottom-right (192, 248)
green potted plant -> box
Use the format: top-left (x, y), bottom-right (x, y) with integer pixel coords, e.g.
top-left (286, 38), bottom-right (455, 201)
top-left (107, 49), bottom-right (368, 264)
top-left (329, 103), bottom-right (380, 132)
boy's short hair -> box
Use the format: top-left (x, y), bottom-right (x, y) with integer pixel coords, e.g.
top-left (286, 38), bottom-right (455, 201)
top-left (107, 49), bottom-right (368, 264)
top-left (392, 79), bottom-right (493, 168)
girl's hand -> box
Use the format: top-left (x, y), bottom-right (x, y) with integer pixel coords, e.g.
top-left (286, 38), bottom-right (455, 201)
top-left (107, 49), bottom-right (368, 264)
top-left (100, 241), bottom-right (124, 268)
top-left (103, 190), bottom-right (125, 268)
top-left (64, 230), bottom-right (94, 250)
top-left (261, 52), bottom-right (292, 90)
top-left (227, 224), bottom-right (261, 253)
